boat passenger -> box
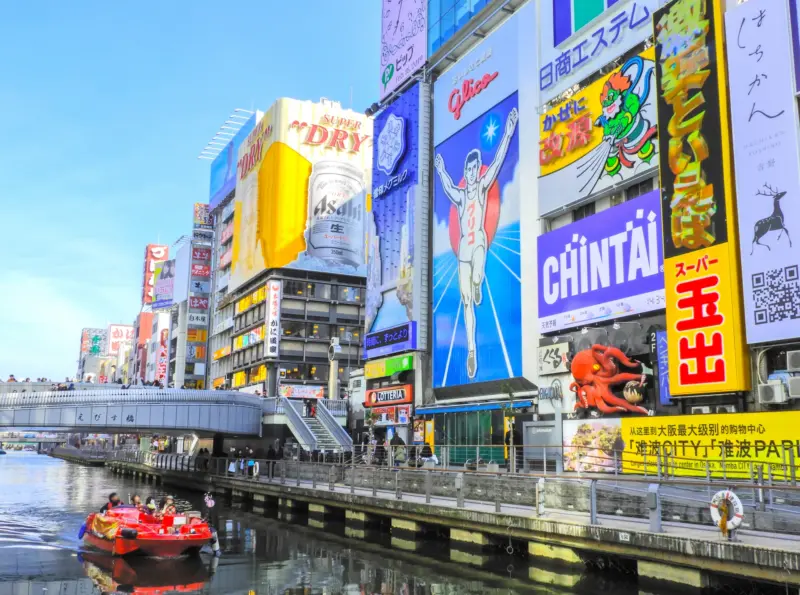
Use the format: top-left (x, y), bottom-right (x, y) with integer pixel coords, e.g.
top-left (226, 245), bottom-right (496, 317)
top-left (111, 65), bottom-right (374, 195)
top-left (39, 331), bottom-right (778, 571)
top-left (131, 494), bottom-right (143, 510)
top-left (160, 495), bottom-right (177, 516)
top-left (100, 492), bottom-right (121, 513)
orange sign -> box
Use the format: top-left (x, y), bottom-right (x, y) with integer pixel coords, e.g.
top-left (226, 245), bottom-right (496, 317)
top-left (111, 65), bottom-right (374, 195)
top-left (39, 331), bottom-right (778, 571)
top-left (213, 345), bottom-right (231, 361)
top-left (364, 384), bottom-right (413, 407)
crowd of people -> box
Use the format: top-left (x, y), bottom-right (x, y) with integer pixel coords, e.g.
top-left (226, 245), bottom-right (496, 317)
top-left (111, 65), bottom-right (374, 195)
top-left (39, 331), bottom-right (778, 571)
top-left (100, 492), bottom-right (178, 517)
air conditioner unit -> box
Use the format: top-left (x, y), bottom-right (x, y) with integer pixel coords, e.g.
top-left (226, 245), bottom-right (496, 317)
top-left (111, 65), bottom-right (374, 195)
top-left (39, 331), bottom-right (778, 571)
top-left (788, 376), bottom-right (800, 399)
top-left (758, 380), bottom-right (788, 405)
top-left (715, 405), bottom-right (737, 414)
top-left (691, 406), bottom-right (711, 414)
top-left (788, 351), bottom-right (800, 373)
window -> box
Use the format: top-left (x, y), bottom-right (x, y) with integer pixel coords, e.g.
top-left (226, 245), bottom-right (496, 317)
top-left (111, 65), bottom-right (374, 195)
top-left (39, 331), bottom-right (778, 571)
top-left (308, 364), bottom-right (329, 381)
top-left (282, 321), bottom-right (306, 338)
top-left (573, 201), bottom-right (596, 221)
top-left (307, 323), bottom-right (330, 340)
top-left (609, 192), bottom-right (625, 207)
top-left (334, 325), bottom-right (361, 343)
top-left (307, 282), bottom-right (331, 300)
top-left (283, 365), bottom-right (306, 380)
top-left (626, 177), bottom-right (655, 200)
top-left (284, 280), bottom-right (306, 297)
top-left (337, 286), bottom-right (362, 302)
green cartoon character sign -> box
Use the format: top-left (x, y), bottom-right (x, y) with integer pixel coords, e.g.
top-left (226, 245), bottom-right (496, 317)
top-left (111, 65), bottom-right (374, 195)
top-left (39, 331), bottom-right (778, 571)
top-left (595, 56), bottom-right (657, 178)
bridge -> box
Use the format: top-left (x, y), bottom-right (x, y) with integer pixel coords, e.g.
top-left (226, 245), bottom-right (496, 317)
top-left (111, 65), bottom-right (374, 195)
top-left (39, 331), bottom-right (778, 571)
top-left (0, 389), bottom-right (353, 450)
top-left (0, 390), bottom-right (263, 436)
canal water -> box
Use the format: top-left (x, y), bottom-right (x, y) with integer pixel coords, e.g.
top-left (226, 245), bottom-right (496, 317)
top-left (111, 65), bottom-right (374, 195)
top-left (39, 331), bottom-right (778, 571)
top-left (0, 452), bottom-right (784, 594)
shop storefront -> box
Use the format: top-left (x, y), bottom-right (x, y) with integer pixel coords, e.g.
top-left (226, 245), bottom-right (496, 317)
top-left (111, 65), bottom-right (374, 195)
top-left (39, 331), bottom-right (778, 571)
top-left (363, 354), bottom-right (417, 444)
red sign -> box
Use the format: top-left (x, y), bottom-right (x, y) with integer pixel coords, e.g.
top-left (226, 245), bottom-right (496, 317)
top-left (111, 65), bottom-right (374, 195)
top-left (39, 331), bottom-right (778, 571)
top-left (221, 223), bottom-right (234, 243)
top-left (107, 324), bottom-right (134, 357)
top-left (189, 296), bottom-right (209, 309)
top-left (157, 329), bottom-right (168, 382)
top-left (219, 247), bottom-right (232, 268)
top-left (191, 264), bottom-right (211, 277)
top-left (448, 71), bottom-right (499, 120)
top-left (141, 244), bottom-right (168, 305)
top-left (365, 385), bottom-right (413, 407)
top-left (192, 247), bottom-right (211, 261)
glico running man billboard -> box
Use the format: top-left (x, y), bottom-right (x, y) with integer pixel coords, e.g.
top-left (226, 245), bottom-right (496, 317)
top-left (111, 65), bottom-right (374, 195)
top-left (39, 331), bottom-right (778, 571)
top-left (432, 17), bottom-right (521, 388)
top-left (230, 99), bottom-right (373, 293)
top-left (365, 83), bottom-right (422, 359)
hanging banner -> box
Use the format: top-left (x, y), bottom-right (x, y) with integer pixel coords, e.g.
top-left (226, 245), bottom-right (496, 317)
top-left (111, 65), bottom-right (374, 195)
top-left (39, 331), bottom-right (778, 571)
top-left (379, 0), bottom-right (427, 100)
top-left (654, 0), bottom-right (749, 396)
top-left (726, 0), bottom-right (800, 345)
top-left (538, 47), bottom-right (658, 215)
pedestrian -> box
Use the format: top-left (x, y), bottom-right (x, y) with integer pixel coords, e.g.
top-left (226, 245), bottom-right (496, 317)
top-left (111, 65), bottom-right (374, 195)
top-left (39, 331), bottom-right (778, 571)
top-left (7, 375), bottom-right (16, 382)
top-left (504, 422), bottom-right (523, 473)
top-left (310, 402), bottom-right (316, 418)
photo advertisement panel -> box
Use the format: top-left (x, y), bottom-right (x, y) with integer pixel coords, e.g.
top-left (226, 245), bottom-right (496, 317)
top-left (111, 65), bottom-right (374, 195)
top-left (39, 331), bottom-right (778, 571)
top-left (432, 91), bottom-right (521, 388)
top-left (366, 83), bottom-right (421, 359)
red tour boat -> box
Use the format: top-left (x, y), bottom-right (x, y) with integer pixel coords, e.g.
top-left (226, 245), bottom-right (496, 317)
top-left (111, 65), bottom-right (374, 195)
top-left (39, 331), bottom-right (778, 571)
top-left (81, 505), bottom-right (215, 557)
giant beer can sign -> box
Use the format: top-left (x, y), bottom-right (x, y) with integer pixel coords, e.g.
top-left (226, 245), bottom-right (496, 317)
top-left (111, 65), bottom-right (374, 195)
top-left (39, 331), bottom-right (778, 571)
top-left (307, 160), bottom-right (366, 267)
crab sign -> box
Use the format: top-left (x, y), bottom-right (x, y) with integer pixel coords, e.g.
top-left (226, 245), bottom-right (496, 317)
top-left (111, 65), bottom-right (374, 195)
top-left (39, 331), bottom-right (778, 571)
top-left (569, 345), bottom-right (649, 415)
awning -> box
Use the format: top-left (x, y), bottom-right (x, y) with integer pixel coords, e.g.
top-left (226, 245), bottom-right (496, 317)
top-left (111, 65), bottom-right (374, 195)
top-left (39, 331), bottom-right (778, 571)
top-left (415, 400), bottom-right (534, 415)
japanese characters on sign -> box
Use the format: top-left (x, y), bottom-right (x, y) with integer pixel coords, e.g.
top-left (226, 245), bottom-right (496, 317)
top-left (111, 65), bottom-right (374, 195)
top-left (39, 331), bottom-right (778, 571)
top-left (187, 313), bottom-right (208, 326)
top-left (193, 202), bottom-right (211, 229)
top-left (538, 48), bottom-right (659, 215)
top-left (538, 0), bottom-right (664, 104)
top-left (107, 325), bottom-right (134, 357)
top-left (726, 0), bottom-right (800, 345)
top-left (655, 0), bottom-right (748, 395)
top-left (538, 342), bottom-right (570, 376)
top-left (265, 280), bottom-right (282, 359)
top-left (157, 329), bottom-right (168, 382)
top-left (80, 328), bottom-right (107, 356)
top-left (655, 330), bottom-right (671, 405)
top-left (379, 0), bottom-right (426, 100)
top-left (189, 296), bottom-right (209, 310)
top-left (141, 244), bottom-right (168, 305)
top-left (279, 385), bottom-right (325, 399)
top-left (192, 247), bottom-right (211, 261)
top-left (191, 264), bottom-right (211, 277)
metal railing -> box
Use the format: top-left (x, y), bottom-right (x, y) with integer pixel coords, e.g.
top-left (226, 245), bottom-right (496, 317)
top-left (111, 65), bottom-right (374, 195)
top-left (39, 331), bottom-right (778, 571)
top-left (0, 389), bottom-right (264, 408)
top-left (323, 400), bottom-right (348, 416)
top-left (279, 398), bottom-right (317, 451)
top-left (105, 449), bottom-right (800, 536)
top-left (314, 400), bottom-right (353, 449)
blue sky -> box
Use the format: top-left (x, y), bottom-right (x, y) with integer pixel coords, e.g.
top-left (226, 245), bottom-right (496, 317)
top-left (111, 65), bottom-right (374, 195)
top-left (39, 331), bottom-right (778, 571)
top-left (0, 1), bottom-right (380, 381)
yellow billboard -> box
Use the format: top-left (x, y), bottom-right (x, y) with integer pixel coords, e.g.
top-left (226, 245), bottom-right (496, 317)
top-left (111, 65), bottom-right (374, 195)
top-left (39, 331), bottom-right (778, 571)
top-left (654, 0), bottom-right (749, 396)
top-left (564, 413), bottom-right (800, 479)
top-left (230, 99), bottom-right (373, 292)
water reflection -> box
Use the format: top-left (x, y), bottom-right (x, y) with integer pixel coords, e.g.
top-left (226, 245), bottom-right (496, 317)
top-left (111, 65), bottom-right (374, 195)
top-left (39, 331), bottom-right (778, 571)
top-left (0, 453), bottom-right (781, 595)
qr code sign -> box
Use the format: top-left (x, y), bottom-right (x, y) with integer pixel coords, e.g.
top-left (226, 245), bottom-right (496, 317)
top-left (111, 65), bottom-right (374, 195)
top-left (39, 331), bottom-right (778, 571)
top-left (753, 265), bottom-right (800, 325)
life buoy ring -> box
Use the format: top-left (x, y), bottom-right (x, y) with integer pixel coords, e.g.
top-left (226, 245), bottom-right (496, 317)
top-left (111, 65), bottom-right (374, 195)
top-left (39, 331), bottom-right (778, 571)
top-left (252, 462), bottom-right (259, 477)
top-left (710, 490), bottom-right (744, 531)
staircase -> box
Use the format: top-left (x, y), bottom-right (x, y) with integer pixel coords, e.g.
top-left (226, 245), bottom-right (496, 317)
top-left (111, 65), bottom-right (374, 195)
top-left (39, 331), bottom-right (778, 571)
top-left (302, 416), bottom-right (340, 452)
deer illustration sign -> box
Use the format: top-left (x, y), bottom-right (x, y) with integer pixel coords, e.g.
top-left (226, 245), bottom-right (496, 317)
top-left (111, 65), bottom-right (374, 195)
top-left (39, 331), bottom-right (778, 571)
top-left (726, 0), bottom-right (800, 345)
top-left (751, 184), bottom-right (792, 254)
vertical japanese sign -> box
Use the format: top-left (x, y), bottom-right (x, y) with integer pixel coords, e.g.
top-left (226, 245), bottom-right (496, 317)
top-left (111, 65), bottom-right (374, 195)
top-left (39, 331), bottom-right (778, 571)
top-left (655, 330), bottom-right (671, 405)
top-left (380, 0), bottom-right (426, 100)
top-left (157, 329), bottom-right (168, 383)
top-left (366, 83), bottom-right (421, 359)
top-left (655, 0), bottom-right (749, 395)
top-left (727, 0), bottom-right (800, 345)
top-left (107, 325), bottom-right (134, 357)
top-left (141, 244), bottom-right (168, 305)
top-left (265, 280), bottom-right (282, 358)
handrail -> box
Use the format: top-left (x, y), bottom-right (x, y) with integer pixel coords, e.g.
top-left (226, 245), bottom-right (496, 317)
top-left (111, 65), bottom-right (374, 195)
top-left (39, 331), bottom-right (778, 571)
top-left (315, 400), bottom-right (353, 449)
top-left (279, 397), bottom-right (317, 451)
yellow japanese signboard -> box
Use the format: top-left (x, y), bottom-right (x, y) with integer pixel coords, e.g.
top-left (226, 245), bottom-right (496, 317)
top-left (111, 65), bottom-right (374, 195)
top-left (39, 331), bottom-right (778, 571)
top-left (563, 412), bottom-right (800, 479)
top-left (654, 0), bottom-right (749, 395)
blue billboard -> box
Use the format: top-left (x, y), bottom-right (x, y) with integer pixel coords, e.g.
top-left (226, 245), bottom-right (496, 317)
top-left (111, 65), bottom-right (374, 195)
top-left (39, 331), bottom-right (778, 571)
top-left (208, 114), bottom-right (258, 212)
top-left (365, 84), bottom-right (421, 359)
top-left (432, 90), bottom-right (521, 388)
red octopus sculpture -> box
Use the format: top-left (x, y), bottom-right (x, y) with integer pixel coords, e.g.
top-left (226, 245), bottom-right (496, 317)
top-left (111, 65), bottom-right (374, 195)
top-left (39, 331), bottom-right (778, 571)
top-left (569, 344), bottom-right (649, 415)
